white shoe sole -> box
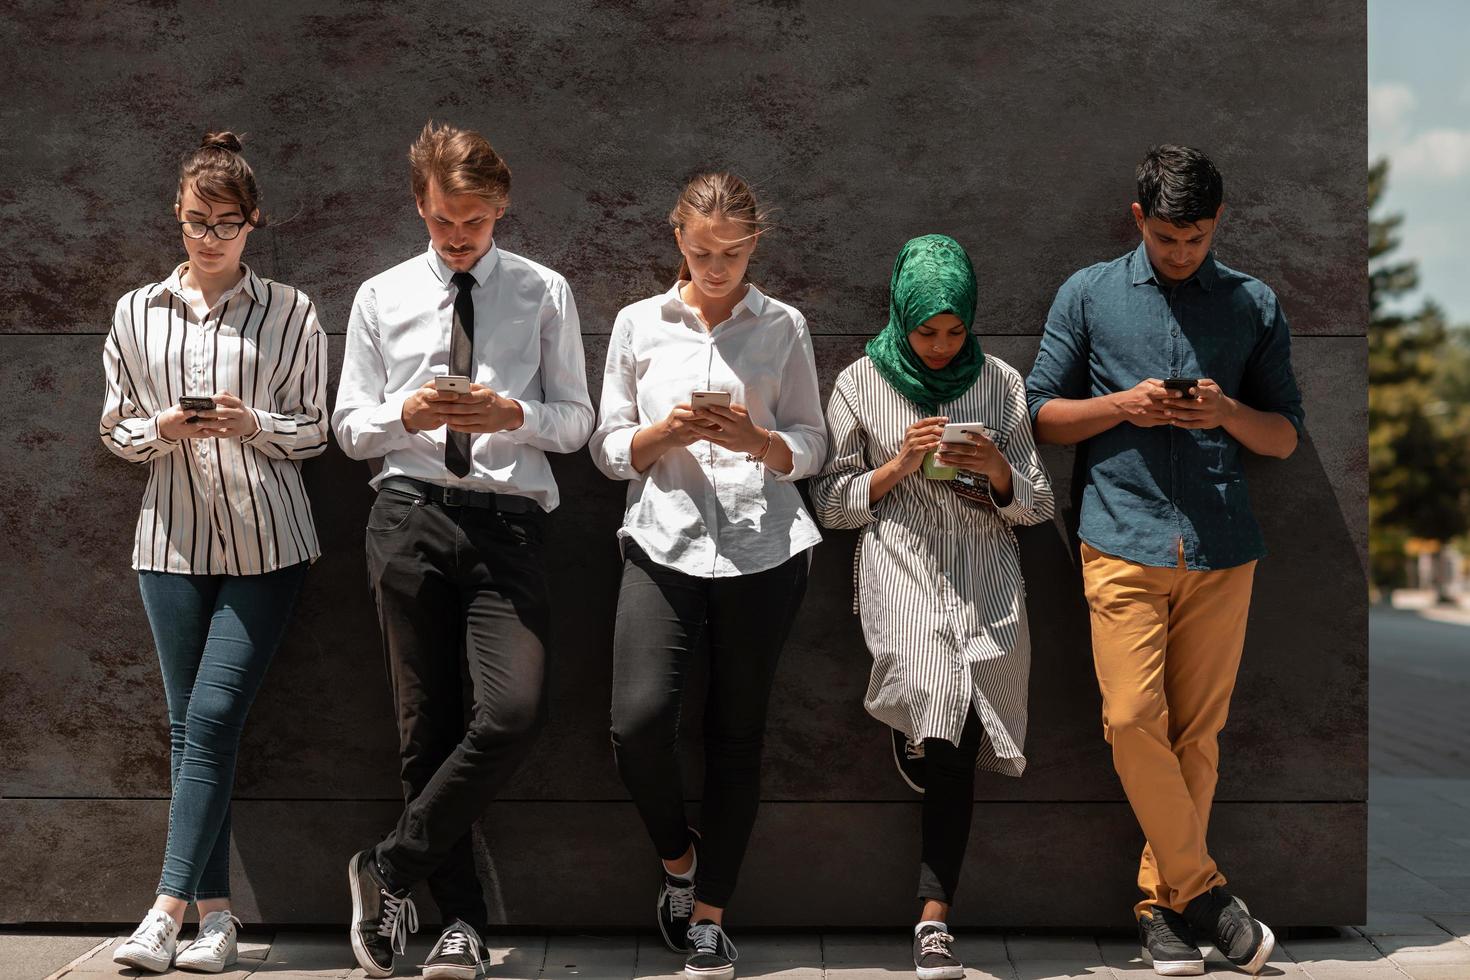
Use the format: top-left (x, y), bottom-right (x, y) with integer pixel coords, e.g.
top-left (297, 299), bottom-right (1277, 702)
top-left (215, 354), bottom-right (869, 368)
top-left (348, 852), bottom-right (394, 979)
top-left (113, 948), bottom-right (173, 973)
top-left (915, 964), bottom-right (966, 980)
top-left (1236, 923), bottom-right (1276, 975)
top-left (175, 948), bottom-right (239, 973)
top-left (424, 963), bottom-right (480, 979)
top-left (1140, 947), bottom-right (1205, 977)
top-left (684, 965), bottom-right (735, 980)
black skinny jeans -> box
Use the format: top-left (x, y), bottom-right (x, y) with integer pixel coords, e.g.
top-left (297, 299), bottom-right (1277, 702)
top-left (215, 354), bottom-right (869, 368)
top-left (918, 707), bottom-right (985, 905)
top-left (364, 489), bottom-right (551, 931)
top-left (610, 541), bottom-right (809, 908)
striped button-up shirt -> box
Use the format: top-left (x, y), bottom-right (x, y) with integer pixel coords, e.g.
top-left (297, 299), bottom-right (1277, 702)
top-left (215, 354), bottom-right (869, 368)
top-left (99, 263), bottom-right (328, 574)
top-left (812, 355), bottom-right (1053, 775)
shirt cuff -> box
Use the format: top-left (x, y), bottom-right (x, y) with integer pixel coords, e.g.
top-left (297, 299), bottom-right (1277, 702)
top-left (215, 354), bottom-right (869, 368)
top-left (503, 398), bottom-right (540, 444)
top-left (142, 413), bottom-right (178, 448)
top-left (842, 470), bottom-right (880, 527)
top-left (600, 425), bottom-right (643, 481)
top-left (769, 431), bottom-right (811, 482)
top-left (995, 462), bottom-right (1036, 521)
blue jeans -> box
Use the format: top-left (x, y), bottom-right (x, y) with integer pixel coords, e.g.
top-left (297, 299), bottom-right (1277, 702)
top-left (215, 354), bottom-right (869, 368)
top-left (138, 562), bottom-right (308, 901)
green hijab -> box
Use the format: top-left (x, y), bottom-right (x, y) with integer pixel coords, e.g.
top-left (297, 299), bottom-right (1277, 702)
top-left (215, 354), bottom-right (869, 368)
top-left (865, 234), bottom-right (984, 413)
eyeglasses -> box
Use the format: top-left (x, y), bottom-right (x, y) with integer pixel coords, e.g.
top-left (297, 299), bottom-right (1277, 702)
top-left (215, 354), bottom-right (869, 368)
top-left (179, 220), bottom-right (247, 241)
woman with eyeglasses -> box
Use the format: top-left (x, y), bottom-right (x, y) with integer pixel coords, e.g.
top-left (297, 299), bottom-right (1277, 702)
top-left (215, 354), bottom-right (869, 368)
top-left (101, 131), bottom-right (327, 973)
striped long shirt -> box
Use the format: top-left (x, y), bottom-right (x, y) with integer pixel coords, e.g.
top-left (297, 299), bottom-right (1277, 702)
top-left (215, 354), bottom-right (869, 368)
top-left (810, 355), bottom-right (1054, 776)
top-left (99, 263), bottom-right (328, 575)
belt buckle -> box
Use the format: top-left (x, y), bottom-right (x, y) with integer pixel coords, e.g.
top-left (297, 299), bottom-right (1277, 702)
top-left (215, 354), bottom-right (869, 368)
top-left (441, 486), bottom-right (466, 508)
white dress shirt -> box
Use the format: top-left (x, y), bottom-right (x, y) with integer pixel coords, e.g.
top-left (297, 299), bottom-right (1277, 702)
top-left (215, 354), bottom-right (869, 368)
top-left (332, 244), bottom-right (594, 511)
top-left (100, 263), bottom-right (328, 574)
top-left (590, 282), bottom-right (826, 578)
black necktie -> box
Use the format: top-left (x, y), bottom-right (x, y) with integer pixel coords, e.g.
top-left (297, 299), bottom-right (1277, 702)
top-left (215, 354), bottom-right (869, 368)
top-left (445, 271), bottom-right (476, 478)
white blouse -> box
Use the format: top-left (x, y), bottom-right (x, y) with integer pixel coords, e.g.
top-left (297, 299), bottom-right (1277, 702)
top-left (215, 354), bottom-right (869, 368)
top-left (590, 283), bottom-right (826, 578)
top-left (99, 263), bottom-right (328, 575)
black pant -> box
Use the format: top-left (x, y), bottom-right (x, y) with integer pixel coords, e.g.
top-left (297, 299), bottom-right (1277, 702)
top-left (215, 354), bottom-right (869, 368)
top-left (609, 541), bottom-right (809, 908)
top-left (918, 707), bottom-right (984, 905)
top-left (364, 489), bottom-right (551, 931)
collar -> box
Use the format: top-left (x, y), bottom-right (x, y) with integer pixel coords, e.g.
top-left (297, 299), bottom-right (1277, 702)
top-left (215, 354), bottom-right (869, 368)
top-left (659, 280), bottom-right (767, 322)
top-left (1128, 241), bottom-right (1218, 293)
top-left (161, 262), bottom-right (266, 305)
top-left (428, 243), bottom-right (500, 288)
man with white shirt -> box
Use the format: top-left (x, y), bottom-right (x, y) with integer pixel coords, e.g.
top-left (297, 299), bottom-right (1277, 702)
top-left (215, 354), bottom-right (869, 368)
top-left (332, 121), bottom-right (593, 980)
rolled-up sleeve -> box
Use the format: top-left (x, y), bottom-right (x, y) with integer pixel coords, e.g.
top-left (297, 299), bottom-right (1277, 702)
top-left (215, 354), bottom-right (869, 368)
top-left (1239, 290), bottom-right (1306, 437)
top-left (770, 314), bottom-right (827, 481)
top-left (810, 372), bottom-right (878, 530)
top-left (1026, 272), bottom-right (1090, 423)
top-left (589, 311), bottom-right (643, 481)
top-left (994, 372), bottom-right (1055, 527)
top-left (244, 299), bottom-right (330, 460)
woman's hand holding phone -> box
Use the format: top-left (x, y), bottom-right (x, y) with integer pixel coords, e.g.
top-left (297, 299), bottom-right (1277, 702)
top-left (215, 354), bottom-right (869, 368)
top-left (935, 426), bottom-right (1007, 480)
top-left (892, 416), bottom-right (948, 476)
top-left (161, 392), bottom-right (257, 440)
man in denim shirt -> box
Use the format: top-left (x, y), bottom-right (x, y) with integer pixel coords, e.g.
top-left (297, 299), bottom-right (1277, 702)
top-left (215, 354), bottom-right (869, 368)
top-left (1027, 145), bottom-right (1303, 978)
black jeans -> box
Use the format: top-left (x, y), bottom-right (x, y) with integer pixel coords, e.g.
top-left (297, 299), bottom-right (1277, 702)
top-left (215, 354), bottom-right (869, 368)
top-left (364, 488), bottom-right (551, 931)
top-left (918, 707), bottom-right (984, 905)
top-left (609, 541), bottom-right (809, 909)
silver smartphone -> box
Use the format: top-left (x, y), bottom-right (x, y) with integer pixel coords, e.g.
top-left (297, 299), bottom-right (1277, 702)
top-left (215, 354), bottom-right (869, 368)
top-left (433, 375), bottom-right (472, 395)
top-left (941, 422), bottom-right (999, 444)
top-left (690, 390), bottom-right (732, 409)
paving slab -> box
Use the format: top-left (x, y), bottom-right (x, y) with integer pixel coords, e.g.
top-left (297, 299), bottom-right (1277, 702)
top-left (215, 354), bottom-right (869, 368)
top-left (1, 933), bottom-right (107, 980)
top-left (542, 935), bottom-right (638, 980)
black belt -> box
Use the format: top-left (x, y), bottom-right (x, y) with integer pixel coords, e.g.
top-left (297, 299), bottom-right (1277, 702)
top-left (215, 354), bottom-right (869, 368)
top-left (379, 476), bottom-right (540, 514)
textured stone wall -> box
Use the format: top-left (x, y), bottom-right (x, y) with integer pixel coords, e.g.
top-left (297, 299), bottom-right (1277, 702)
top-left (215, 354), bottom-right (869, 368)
top-left (0, 0), bottom-right (1366, 926)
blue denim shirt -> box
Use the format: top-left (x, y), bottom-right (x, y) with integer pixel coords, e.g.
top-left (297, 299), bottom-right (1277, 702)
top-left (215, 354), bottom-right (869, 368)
top-left (1025, 243), bottom-right (1305, 570)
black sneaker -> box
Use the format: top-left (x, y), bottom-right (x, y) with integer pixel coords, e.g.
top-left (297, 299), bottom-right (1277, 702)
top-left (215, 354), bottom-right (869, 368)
top-left (912, 923), bottom-right (964, 980)
top-left (348, 848), bottom-right (419, 978)
top-left (423, 918), bottom-right (485, 980)
top-left (658, 830), bottom-right (701, 953)
top-left (1139, 905), bottom-right (1204, 977)
top-left (892, 727), bottom-right (925, 793)
top-left (684, 920), bottom-right (738, 980)
top-left (1184, 886), bottom-right (1275, 975)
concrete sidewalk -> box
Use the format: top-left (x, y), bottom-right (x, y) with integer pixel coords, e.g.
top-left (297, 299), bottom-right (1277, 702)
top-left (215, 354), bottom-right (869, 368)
top-left (8, 605), bottom-right (1470, 980)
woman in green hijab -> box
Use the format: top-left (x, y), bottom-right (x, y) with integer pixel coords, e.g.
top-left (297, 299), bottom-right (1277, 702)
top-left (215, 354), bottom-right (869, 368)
top-left (811, 235), bottom-right (1054, 978)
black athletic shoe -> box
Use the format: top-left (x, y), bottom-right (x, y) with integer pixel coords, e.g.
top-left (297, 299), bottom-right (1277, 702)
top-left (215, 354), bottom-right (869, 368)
top-left (891, 727), bottom-right (925, 793)
top-left (658, 830), bottom-right (701, 953)
top-left (684, 920), bottom-right (738, 980)
top-left (348, 848), bottom-right (419, 979)
top-left (1138, 905), bottom-right (1204, 977)
top-left (912, 923), bottom-right (964, 980)
top-left (423, 919), bottom-right (485, 980)
top-left (1184, 887), bottom-right (1275, 975)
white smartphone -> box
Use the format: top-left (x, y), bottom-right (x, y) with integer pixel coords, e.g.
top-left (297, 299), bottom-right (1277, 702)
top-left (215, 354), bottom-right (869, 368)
top-left (941, 422), bottom-right (998, 444)
top-left (433, 375), bottom-right (472, 394)
top-left (690, 390), bottom-right (732, 409)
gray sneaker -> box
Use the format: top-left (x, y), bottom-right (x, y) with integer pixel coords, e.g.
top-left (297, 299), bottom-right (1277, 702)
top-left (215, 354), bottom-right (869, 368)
top-left (423, 919), bottom-right (485, 979)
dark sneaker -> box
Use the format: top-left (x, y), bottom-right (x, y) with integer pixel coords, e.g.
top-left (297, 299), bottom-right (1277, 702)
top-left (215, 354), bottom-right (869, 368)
top-left (684, 920), bottom-right (738, 980)
top-left (658, 828), bottom-right (702, 953)
top-left (892, 727), bottom-right (925, 793)
top-left (423, 918), bottom-right (485, 980)
top-left (348, 848), bottom-right (419, 978)
top-left (1139, 905), bottom-right (1204, 977)
top-left (1184, 887), bottom-right (1275, 975)
top-left (912, 923), bottom-right (964, 980)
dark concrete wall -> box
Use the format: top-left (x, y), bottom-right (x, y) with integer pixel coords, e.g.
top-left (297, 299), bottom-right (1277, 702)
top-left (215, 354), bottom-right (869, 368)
top-left (0, 1), bottom-right (1366, 927)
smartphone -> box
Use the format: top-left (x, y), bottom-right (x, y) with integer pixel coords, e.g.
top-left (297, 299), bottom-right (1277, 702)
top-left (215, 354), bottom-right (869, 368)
top-left (433, 375), bottom-right (472, 395)
top-left (1163, 378), bottom-right (1198, 394)
top-left (941, 423), bottom-right (998, 444)
top-left (179, 396), bottom-right (215, 411)
top-left (690, 390), bottom-right (732, 409)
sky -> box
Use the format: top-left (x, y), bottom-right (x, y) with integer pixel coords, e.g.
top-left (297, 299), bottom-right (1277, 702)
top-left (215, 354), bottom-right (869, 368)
top-left (1369, 0), bottom-right (1470, 325)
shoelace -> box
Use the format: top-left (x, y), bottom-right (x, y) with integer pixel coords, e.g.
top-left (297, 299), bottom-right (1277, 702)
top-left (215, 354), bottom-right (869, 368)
top-left (194, 913), bottom-right (241, 956)
top-left (377, 889), bottom-right (419, 956)
top-left (904, 738), bottom-right (925, 762)
top-left (1214, 899), bottom-right (1250, 952)
top-left (667, 877), bottom-right (696, 919)
top-left (128, 913), bottom-right (174, 953)
top-left (919, 929), bottom-right (955, 958)
top-left (431, 921), bottom-right (483, 961)
top-left (689, 922), bottom-right (738, 962)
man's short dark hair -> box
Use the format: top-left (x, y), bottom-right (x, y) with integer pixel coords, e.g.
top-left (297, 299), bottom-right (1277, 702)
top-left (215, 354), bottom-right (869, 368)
top-left (1136, 145), bottom-right (1223, 226)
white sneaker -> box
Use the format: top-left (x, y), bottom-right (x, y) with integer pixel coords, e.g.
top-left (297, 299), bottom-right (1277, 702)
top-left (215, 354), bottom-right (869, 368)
top-left (114, 908), bottom-right (180, 973)
top-left (176, 909), bottom-right (243, 973)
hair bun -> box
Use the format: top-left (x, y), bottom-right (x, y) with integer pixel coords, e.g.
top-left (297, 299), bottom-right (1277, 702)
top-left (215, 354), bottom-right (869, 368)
top-left (200, 131), bottom-right (244, 153)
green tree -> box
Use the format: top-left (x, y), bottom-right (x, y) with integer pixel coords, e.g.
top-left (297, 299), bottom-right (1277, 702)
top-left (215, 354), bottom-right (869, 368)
top-left (1368, 159), bottom-right (1470, 592)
